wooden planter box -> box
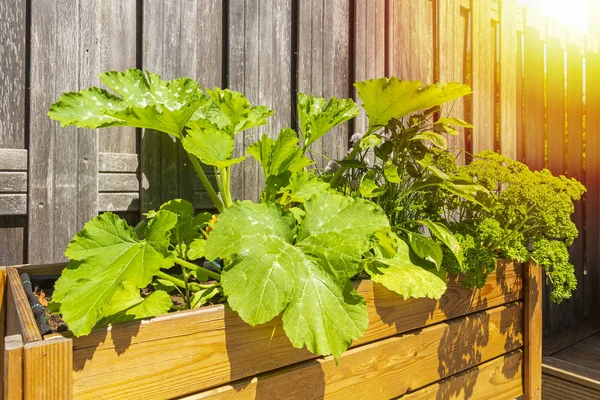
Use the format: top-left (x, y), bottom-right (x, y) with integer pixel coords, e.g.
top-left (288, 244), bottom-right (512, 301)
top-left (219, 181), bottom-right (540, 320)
top-left (0, 261), bottom-right (542, 399)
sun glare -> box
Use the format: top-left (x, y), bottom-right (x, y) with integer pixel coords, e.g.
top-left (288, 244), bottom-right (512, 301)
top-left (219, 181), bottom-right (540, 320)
top-left (517, 0), bottom-right (589, 33)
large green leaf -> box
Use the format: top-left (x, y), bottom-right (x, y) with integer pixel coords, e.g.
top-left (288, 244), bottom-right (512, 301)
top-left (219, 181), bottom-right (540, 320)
top-left (247, 129), bottom-right (313, 179)
top-left (205, 192), bottom-right (389, 358)
top-left (365, 233), bottom-right (447, 300)
top-left (181, 124), bottom-right (246, 169)
top-left (403, 230), bottom-right (443, 271)
top-left (206, 87), bottom-right (274, 135)
top-left (99, 283), bottom-right (172, 325)
top-left (419, 219), bottom-right (464, 267)
top-left (48, 69), bottom-right (207, 138)
top-left (355, 77), bottom-right (472, 127)
top-left (159, 199), bottom-right (211, 247)
top-left (297, 93), bottom-right (359, 149)
top-left (56, 210), bottom-right (177, 336)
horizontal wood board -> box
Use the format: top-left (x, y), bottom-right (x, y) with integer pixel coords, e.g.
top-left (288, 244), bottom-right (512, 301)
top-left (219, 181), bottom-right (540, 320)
top-left (61, 262), bottom-right (522, 399)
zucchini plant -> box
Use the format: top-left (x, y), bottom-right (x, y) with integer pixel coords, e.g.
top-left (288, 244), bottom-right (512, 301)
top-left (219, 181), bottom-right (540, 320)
top-left (47, 70), bottom-right (503, 359)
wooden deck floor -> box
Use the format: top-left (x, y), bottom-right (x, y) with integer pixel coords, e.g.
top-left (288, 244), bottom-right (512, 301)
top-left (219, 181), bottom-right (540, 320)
top-left (542, 320), bottom-right (600, 399)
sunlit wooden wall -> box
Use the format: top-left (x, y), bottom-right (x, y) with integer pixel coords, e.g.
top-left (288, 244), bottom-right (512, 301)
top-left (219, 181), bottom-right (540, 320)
top-left (0, 0), bottom-right (597, 336)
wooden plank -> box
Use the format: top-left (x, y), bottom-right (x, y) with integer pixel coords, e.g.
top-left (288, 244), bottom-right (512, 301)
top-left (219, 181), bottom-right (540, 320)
top-left (0, 0), bottom-right (26, 149)
top-left (387, 0), bottom-right (434, 82)
top-left (566, 42), bottom-right (586, 326)
top-left (23, 337), bottom-right (73, 400)
top-left (29, 0), bottom-right (99, 264)
top-left (98, 153), bottom-right (139, 173)
top-left (499, 0), bottom-right (518, 159)
top-left (6, 268), bottom-right (42, 344)
top-left (96, 0), bottom-right (138, 154)
top-left (543, 320), bottom-right (600, 356)
top-left (0, 216), bottom-right (25, 265)
top-left (0, 268), bottom-right (5, 396)
top-left (401, 350), bottom-right (523, 399)
top-left (98, 173), bottom-right (139, 192)
top-left (98, 193), bottom-right (140, 212)
top-left (586, 51), bottom-right (600, 316)
top-left (552, 333), bottom-right (600, 373)
top-left (543, 373), bottom-right (600, 400)
top-left (543, 356), bottom-right (600, 391)
top-left (67, 262), bottom-right (522, 399)
top-left (0, 194), bottom-right (26, 216)
top-left (4, 334), bottom-right (23, 400)
top-left (229, 0), bottom-right (292, 201)
top-left (0, 172), bottom-right (27, 193)
top-left (438, 0), bottom-right (469, 164)
top-left (471, 0), bottom-right (496, 153)
top-left (522, 17), bottom-right (545, 170)
top-left (353, 0), bottom-right (386, 135)
top-left (525, 260), bottom-right (543, 400)
top-left (185, 303), bottom-right (523, 399)
top-left (142, 0), bottom-right (223, 211)
top-left (0, 149), bottom-right (27, 171)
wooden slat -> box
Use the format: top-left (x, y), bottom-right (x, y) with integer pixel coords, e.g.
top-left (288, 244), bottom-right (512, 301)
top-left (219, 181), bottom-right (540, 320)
top-left (401, 350), bottom-right (523, 400)
top-left (142, 0), bottom-right (223, 211)
top-left (552, 333), bottom-right (600, 373)
top-left (525, 260), bottom-right (543, 400)
top-left (6, 268), bottom-right (42, 344)
top-left (0, 149), bottom-right (27, 171)
top-left (98, 193), bottom-right (139, 212)
top-left (353, 0), bottom-right (386, 135)
top-left (4, 334), bottom-right (23, 400)
top-left (98, 153), bottom-right (139, 173)
top-left (543, 373), bottom-right (600, 400)
top-left (229, 0), bottom-right (293, 201)
top-left (98, 173), bottom-right (139, 192)
top-left (65, 262), bottom-right (522, 399)
top-left (438, 0), bottom-right (469, 164)
top-left (0, 268), bottom-right (5, 395)
top-left (522, 16), bottom-right (545, 170)
top-left (471, 0), bottom-right (496, 153)
top-left (543, 356), bottom-right (600, 391)
top-left (29, 0), bottom-right (99, 264)
top-left (95, 1), bottom-right (137, 154)
top-left (0, 194), bottom-right (26, 216)
top-left (586, 51), bottom-right (600, 316)
top-left (0, 0), bottom-right (26, 149)
top-left (499, 0), bottom-right (518, 159)
top-left (543, 320), bottom-right (600, 356)
top-left (23, 337), bottom-right (73, 400)
top-left (0, 172), bottom-right (27, 193)
top-left (185, 303), bottom-right (523, 399)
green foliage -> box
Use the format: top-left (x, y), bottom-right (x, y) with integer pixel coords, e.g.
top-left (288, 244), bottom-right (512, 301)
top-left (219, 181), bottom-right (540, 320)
top-left (432, 151), bottom-right (585, 302)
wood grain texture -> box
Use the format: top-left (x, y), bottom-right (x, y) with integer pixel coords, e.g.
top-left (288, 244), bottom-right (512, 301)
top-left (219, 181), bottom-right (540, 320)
top-left (0, 0), bottom-right (26, 149)
top-left (184, 303), bottom-right (523, 399)
top-left (0, 195), bottom-right (26, 216)
top-left (522, 10), bottom-right (545, 171)
top-left (6, 267), bottom-right (42, 344)
top-left (0, 268), bottom-right (5, 396)
top-left (98, 173), bottom-right (139, 192)
top-left (542, 373), bottom-right (600, 400)
top-left (0, 149), bottom-right (27, 171)
top-left (64, 262), bottom-right (521, 399)
top-left (401, 350), bottom-right (523, 400)
top-left (551, 333), bottom-right (600, 373)
top-left (438, 0), bottom-right (469, 164)
top-left (543, 319), bottom-right (600, 356)
top-left (471, 0), bottom-right (496, 153)
top-left (0, 172), bottom-right (27, 193)
top-left (142, 0), bottom-right (223, 211)
top-left (4, 334), bottom-right (23, 400)
top-left (229, 0), bottom-right (292, 200)
top-left (543, 356), bottom-right (600, 391)
top-left (98, 193), bottom-right (139, 212)
top-left (23, 337), bottom-right (72, 400)
top-left (499, 0), bottom-right (518, 159)
top-left (525, 260), bottom-right (543, 400)
top-left (353, 0), bottom-right (385, 136)
top-left (98, 152), bottom-right (139, 173)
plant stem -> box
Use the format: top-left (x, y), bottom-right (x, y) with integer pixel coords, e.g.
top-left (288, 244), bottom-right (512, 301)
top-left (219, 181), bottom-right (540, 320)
top-left (188, 154), bottom-right (224, 213)
top-left (155, 271), bottom-right (220, 291)
top-left (174, 257), bottom-right (221, 281)
top-left (330, 145), bottom-right (361, 188)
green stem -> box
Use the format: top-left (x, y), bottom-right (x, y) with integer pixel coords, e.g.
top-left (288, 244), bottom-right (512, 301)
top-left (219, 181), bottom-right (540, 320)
top-left (330, 145), bottom-right (362, 188)
top-left (189, 154), bottom-right (224, 213)
top-left (220, 166), bottom-right (233, 208)
top-left (155, 271), bottom-right (220, 291)
top-left (174, 257), bottom-right (221, 281)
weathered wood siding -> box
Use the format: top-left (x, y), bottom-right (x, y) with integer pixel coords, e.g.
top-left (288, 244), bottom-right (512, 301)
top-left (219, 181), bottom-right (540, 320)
top-left (0, 0), bottom-right (597, 336)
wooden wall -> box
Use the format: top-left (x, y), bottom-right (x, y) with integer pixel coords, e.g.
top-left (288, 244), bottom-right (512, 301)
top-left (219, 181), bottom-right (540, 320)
top-left (0, 0), bottom-right (597, 336)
